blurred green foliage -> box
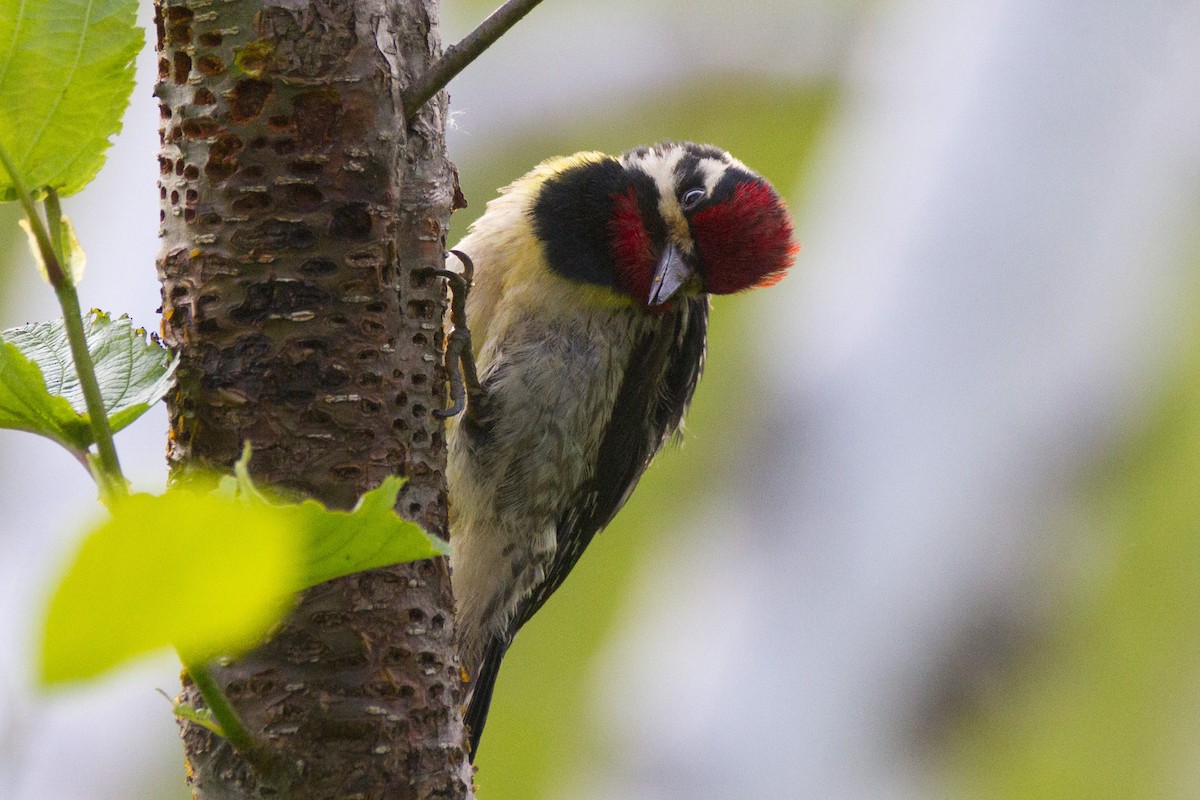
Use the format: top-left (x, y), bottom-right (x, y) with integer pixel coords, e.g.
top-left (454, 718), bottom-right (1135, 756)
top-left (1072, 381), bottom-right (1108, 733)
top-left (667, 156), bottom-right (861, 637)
top-left (945, 248), bottom-right (1200, 799)
top-left (450, 77), bottom-right (834, 798)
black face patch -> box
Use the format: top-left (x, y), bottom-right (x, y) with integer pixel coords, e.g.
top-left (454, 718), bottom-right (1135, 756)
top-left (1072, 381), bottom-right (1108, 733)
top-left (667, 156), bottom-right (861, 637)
top-left (531, 158), bottom-right (631, 290)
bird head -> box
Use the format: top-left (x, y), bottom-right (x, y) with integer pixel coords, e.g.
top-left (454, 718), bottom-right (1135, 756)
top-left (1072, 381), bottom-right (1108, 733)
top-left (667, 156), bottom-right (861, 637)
top-left (528, 141), bottom-right (797, 308)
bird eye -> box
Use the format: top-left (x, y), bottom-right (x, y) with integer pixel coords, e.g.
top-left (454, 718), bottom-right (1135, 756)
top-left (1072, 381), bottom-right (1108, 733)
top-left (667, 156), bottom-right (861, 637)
top-left (680, 187), bottom-right (706, 210)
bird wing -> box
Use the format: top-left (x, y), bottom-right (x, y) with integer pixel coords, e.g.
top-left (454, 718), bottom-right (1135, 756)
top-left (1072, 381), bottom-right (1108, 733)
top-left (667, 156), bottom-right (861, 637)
top-left (513, 293), bottom-right (709, 630)
top-left (465, 295), bottom-right (709, 757)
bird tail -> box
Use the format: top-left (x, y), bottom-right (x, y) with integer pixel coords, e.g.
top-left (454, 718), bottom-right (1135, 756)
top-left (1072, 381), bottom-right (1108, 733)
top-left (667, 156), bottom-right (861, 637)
top-left (465, 635), bottom-right (509, 762)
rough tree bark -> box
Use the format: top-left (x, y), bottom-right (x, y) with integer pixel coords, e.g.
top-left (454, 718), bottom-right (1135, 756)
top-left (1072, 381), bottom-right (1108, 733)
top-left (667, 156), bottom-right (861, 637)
top-left (153, 0), bottom-right (472, 796)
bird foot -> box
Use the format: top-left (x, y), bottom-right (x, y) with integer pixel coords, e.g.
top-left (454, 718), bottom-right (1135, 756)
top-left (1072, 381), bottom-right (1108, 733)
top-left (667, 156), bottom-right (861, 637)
top-left (421, 250), bottom-right (482, 419)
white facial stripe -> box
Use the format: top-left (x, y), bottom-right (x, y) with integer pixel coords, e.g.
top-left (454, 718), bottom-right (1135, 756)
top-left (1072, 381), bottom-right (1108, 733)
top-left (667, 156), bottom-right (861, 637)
top-left (696, 157), bottom-right (729, 195)
top-left (626, 148), bottom-right (693, 254)
top-left (636, 146), bottom-right (685, 200)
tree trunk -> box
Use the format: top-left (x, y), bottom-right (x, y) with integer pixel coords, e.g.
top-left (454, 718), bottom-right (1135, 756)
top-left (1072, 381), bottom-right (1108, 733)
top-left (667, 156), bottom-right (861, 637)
top-left (153, 0), bottom-right (472, 796)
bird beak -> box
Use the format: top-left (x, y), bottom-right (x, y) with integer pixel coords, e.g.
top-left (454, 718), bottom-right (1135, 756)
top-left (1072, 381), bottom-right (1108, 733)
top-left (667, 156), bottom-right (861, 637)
top-left (648, 243), bottom-right (695, 306)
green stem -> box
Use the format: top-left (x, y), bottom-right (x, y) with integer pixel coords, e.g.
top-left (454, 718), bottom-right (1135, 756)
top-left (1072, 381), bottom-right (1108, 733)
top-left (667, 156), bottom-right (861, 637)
top-left (185, 660), bottom-right (274, 772)
top-left (55, 280), bottom-right (126, 497)
top-left (0, 147), bottom-right (127, 498)
top-left (43, 188), bottom-right (125, 496)
top-left (0, 144), bottom-right (67, 287)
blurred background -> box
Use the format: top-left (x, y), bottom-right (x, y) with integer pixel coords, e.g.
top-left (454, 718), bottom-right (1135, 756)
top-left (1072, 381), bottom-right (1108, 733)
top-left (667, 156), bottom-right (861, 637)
top-left (2, 0), bottom-right (1200, 797)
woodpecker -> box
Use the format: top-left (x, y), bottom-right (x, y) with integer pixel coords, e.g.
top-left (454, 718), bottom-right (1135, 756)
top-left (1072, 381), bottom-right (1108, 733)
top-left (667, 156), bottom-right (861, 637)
top-left (443, 141), bottom-right (796, 758)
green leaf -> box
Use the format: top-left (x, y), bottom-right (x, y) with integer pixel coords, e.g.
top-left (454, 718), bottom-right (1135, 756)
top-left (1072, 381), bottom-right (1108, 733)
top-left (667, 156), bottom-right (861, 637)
top-left (40, 489), bottom-right (303, 684)
top-left (39, 461), bottom-right (446, 685)
top-left (0, 0), bottom-right (142, 199)
top-left (0, 334), bottom-right (90, 450)
top-left (0, 311), bottom-right (177, 448)
top-left (293, 477), bottom-right (448, 588)
top-left (223, 450), bottom-right (449, 589)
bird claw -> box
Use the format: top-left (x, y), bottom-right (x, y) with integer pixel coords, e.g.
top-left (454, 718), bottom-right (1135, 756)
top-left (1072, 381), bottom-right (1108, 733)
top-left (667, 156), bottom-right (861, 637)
top-left (420, 251), bottom-right (482, 419)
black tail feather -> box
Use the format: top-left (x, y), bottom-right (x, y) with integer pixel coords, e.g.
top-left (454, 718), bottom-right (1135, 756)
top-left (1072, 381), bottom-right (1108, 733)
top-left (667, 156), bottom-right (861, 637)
top-left (465, 636), bottom-right (509, 762)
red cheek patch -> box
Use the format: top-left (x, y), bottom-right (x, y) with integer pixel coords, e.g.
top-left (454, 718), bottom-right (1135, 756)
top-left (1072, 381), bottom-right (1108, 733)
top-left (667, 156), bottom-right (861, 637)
top-left (609, 188), bottom-right (657, 302)
top-left (692, 180), bottom-right (798, 294)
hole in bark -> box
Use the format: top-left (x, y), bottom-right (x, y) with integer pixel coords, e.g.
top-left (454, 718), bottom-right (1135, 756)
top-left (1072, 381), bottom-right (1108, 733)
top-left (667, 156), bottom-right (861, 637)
top-left (394, 391), bottom-right (407, 406)
top-left (158, 57), bottom-right (169, 80)
top-left (170, 285), bottom-right (189, 299)
top-left (331, 464), bottom-right (362, 481)
top-left (359, 398), bottom-right (382, 414)
top-left (293, 88), bottom-right (340, 148)
top-left (198, 293), bottom-right (220, 307)
top-left (172, 51), bottom-right (190, 84)
top-left (392, 418), bottom-right (408, 432)
top-left (205, 161), bottom-right (235, 182)
top-left (365, 301), bottom-right (387, 314)
top-left (159, 103), bottom-right (171, 119)
top-left (430, 614), bottom-right (445, 631)
top-left (183, 208), bottom-right (196, 223)
top-left (268, 114), bottom-right (292, 130)
top-left (410, 373), bottom-right (426, 386)
top-left (158, 157), bottom-right (172, 175)
top-left (356, 349), bottom-right (377, 361)
top-left (329, 314), bottom-right (348, 325)
top-left (196, 54), bottom-right (225, 76)
top-left (231, 192), bottom-right (271, 213)
top-left (228, 78), bottom-right (272, 123)
top-left (174, 159), bottom-right (185, 176)
top-left (286, 183), bottom-right (321, 210)
top-left (193, 87), bottom-right (216, 106)
top-left (287, 158), bottom-right (323, 177)
top-left (159, 186), bottom-right (167, 199)
top-left (408, 501), bottom-right (422, 516)
top-left (273, 138), bottom-right (296, 155)
top-left (238, 164), bottom-right (265, 181)
top-left (399, 685), bottom-right (415, 698)
top-left (181, 117), bottom-right (220, 139)
top-left (185, 189), bottom-right (198, 203)
top-left (330, 204), bottom-right (372, 239)
top-left (231, 279), bottom-right (329, 322)
top-left (412, 431), bottom-right (427, 445)
top-left (360, 319), bottom-right (385, 335)
top-left (206, 134), bottom-right (243, 183)
top-left (209, 133), bottom-right (243, 161)
top-left (165, 6), bottom-right (193, 20)
top-left (170, 190), bottom-right (179, 205)
top-left (168, 23), bottom-right (192, 46)
top-left (299, 258), bottom-right (338, 276)
top-left (229, 219), bottom-right (317, 253)
top-left (411, 333), bottom-right (427, 347)
top-left (406, 300), bottom-right (433, 319)
top-left (197, 319), bottom-right (219, 334)
top-left (198, 30), bottom-right (222, 47)
top-left (248, 137), bottom-right (266, 149)
top-left (200, 212), bottom-right (222, 225)
top-left (345, 248), bottom-right (385, 271)
top-left (159, 210), bottom-right (165, 223)
top-left (168, 125), bottom-right (182, 142)
top-left (183, 164), bottom-right (200, 180)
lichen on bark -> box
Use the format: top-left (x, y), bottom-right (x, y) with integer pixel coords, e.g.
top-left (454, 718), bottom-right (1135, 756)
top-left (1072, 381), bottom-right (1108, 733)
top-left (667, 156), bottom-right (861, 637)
top-left (153, 0), bottom-right (472, 795)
